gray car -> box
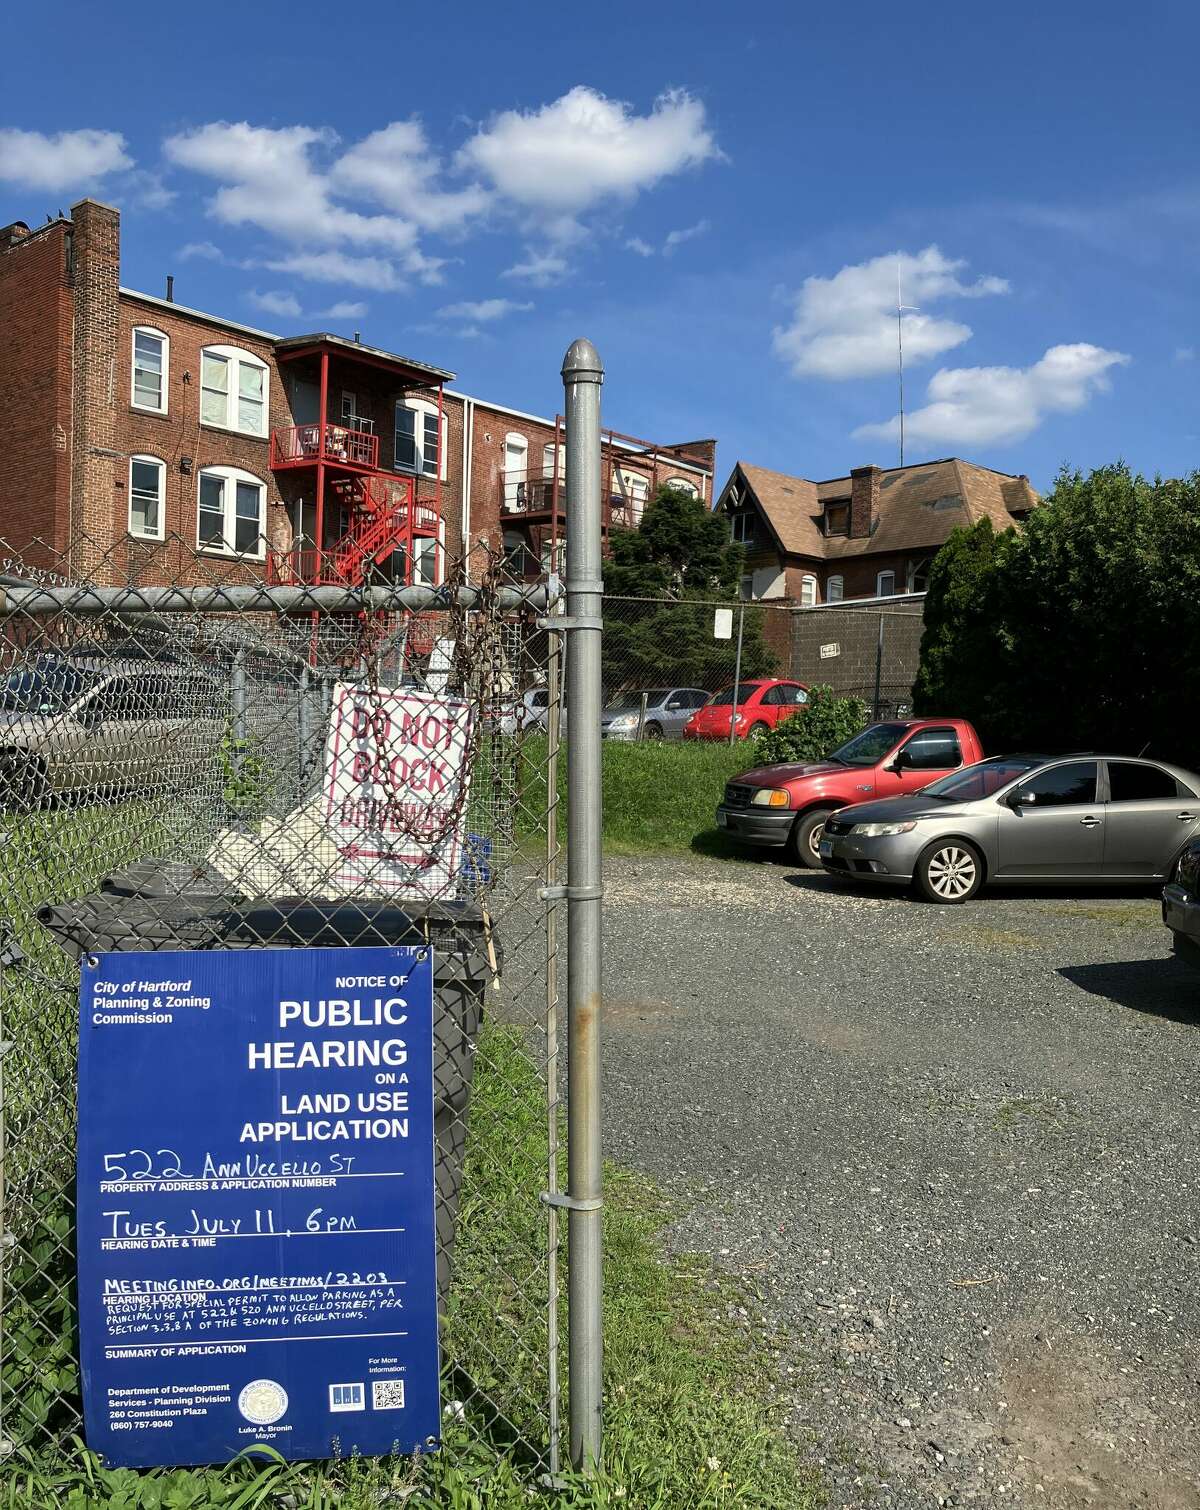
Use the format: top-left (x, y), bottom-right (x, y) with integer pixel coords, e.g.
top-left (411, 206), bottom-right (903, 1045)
top-left (601, 687), bottom-right (708, 741)
top-left (820, 753), bottom-right (1200, 903)
top-left (1, 655), bottom-right (224, 806)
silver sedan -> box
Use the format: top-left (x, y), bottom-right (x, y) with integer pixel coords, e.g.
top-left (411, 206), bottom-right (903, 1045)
top-left (819, 754), bottom-right (1200, 903)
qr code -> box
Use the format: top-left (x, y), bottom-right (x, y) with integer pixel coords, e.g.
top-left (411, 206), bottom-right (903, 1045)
top-left (372, 1378), bottom-right (406, 1411)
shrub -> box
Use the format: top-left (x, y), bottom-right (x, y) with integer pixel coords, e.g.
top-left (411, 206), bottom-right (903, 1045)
top-left (751, 684), bottom-right (867, 764)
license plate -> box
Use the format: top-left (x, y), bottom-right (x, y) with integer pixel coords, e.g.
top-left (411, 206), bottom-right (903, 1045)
top-left (818, 838), bottom-right (833, 858)
top-left (716, 811), bottom-right (728, 827)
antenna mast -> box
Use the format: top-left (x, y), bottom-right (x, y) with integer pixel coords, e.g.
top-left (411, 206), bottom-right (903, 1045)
top-left (896, 259), bottom-right (906, 468)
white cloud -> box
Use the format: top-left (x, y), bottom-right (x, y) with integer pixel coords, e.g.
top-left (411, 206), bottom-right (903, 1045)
top-left (502, 249), bottom-right (569, 287)
top-left (458, 86), bottom-right (720, 232)
top-left (247, 289), bottom-right (302, 319)
top-left (855, 342), bottom-right (1130, 448)
top-left (663, 217), bottom-right (710, 254)
top-left (437, 297), bottom-right (532, 322)
top-left (0, 127), bottom-right (132, 190)
top-left (178, 240), bottom-right (224, 262)
top-left (335, 120), bottom-right (491, 233)
top-left (625, 236), bottom-right (655, 257)
top-left (320, 300), bottom-right (367, 320)
top-left (774, 245), bottom-right (1009, 380)
top-left (164, 122), bottom-right (418, 253)
top-left (1175, 345), bottom-right (1196, 364)
top-left (263, 250), bottom-right (403, 291)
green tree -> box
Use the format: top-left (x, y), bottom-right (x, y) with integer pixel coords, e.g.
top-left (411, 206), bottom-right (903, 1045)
top-left (603, 484), bottom-right (778, 692)
top-left (914, 464), bottom-right (1200, 761)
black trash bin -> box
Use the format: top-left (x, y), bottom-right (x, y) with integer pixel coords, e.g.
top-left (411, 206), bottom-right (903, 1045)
top-left (41, 869), bottom-right (497, 1309)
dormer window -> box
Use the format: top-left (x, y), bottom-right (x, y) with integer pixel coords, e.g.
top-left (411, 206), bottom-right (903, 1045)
top-left (824, 500), bottom-right (850, 536)
top-left (730, 512), bottom-right (755, 545)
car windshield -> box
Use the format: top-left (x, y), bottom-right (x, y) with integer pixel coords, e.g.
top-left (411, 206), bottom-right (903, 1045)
top-left (828, 722), bottom-right (908, 766)
top-left (708, 683), bottom-right (762, 707)
top-left (0, 667), bottom-right (91, 714)
top-left (605, 689), bottom-right (671, 712)
top-left (921, 757), bottom-right (1043, 801)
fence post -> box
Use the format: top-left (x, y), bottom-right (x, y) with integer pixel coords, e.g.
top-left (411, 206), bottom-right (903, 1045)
top-left (230, 651), bottom-right (247, 817)
top-left (561, 337), bottom-right (605, 1471)
top-left (727, 600), bottom-right (745, 746)
top-left (299, 665), bottom-right (314, 789)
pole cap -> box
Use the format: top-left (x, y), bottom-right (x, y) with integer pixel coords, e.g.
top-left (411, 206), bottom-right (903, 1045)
top-left (561, 337), bottom-right (604, 384)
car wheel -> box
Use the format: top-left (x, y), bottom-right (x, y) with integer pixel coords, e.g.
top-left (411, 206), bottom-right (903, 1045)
top-left (915, 839), bottom-right (983, 904)
top-left (643, 721), bottom-right (664, 740)
top-left (1, 753), bottom-right (48, 813)
top-left (789, 807), bottom-right (832, 869)
top-left (746, 721), bottom-right (768, 738)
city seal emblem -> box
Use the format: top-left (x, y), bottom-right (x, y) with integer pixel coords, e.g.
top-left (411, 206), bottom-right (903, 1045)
top-left (238, 1379), bottom-right (289, 1425)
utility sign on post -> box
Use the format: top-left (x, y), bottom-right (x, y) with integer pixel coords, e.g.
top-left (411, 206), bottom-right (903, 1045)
top-left (76, 946), bottom-right (439, 1468)
top-left (324, 686), bottom-right (474, 898)
top-left (713, 607), bottom-right (733, 641)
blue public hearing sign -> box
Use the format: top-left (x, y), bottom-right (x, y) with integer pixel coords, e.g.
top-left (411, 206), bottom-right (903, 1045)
top-left (76, 946), bottom-right (441, 1467)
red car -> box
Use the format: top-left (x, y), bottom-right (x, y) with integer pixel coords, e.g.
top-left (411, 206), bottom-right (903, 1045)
top-left (683, 679), bottom-right (810, 741)
top-left (715, 717), bottom-right (985, 866)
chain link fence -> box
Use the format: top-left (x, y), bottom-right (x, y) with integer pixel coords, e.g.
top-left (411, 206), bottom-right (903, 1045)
top-left (0, 528), bottom-right (568, 1480)
top-left (601, 594), bottom-right (926, 738)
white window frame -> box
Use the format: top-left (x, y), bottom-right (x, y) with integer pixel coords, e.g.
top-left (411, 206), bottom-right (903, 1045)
top-left (664, 475), bottom-right (698, 498)
top-left (800, 574), bottom-right (818, 606)
top-left (199, 344), bottom-right (269, 438)
top-left (542, 442), bottom-right (566, 482)
top-left (876, 570), bottom-right (896, 598)
top-left (503, 431), bottom-right (529, 510)
top-left (196, 465), bottom-right (268, 560)
top-left (128, 454), bottom-right (166, 541)
top-left (394, 397), bottom-right (447, 480)
top-left (826, 574), bottom-right (844, 602)
top-left (131, 326), bottom-right (169, 415)
top-left (731, 511), bottom-right (755, 544)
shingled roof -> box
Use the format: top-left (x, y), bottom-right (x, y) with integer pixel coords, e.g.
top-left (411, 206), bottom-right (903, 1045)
top-left (723, 458), bottom-right (1038, 561)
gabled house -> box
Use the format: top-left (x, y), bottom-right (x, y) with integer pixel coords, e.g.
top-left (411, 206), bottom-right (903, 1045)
top-left (717, 457), bottom-right (1039, 603)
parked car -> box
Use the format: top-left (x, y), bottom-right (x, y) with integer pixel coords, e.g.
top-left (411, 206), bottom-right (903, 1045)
top-left (602, 687), bottom-right (708, 741)
top-left (683, 679), bottom-right (810, 741)
top-left (819, 753), bottom-right (1200, 903)
top-left (1162, 837), bottom-right (1200, 969)
top-left (716, 718), bottom-right (984, 866)
top-left (0, 655), bottom-right (224, 806)
top-left (493, 686), bottom-right (557, 737)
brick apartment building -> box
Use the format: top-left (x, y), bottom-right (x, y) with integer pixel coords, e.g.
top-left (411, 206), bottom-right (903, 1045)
top-left (717, 457), bottom-right (1039, 604)
top-left (0, 199), bottom-right (715, 589)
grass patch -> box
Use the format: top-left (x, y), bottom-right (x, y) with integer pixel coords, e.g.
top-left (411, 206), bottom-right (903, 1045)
top-left (517, 737), bottom-right (760, 858)
top-left (1047, 900), bottom-right (1160, 926)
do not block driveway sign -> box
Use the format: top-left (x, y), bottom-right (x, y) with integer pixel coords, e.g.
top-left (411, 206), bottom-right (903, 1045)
top-left (76, 946), bottom-right (440, 1467)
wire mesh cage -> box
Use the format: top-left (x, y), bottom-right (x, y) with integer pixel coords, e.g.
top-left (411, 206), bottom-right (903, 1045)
top-left (0, 528), bottom-right (567, 1478)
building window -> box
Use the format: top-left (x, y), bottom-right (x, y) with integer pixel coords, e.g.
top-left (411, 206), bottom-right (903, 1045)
top-left (825, 501), bottom-right (850, 536)
top-left (199, 346), bottom-right (268, 437)
top-left (131, 327), bottom-right (168, 414)
top-left (907, 556), bottom-right (932, 593)
top-left (395, 399), bottom-right (446, 479)
top-left (128, 455), bottom-right (165, 540)
top-left (739, 574), bottom-right (754, 601)
top-left (542, 443), bottom-right (566, 482)
top-left (504, 432), bottom-right (529, 510)
top-left (730, 512), bottom-right (755, 545)
top-left (611, 468), bottom-right (650, 522)
top-left (540, 535), bottom-right (565, 574)
top-left (800, 574), bottom-right (818, 606)
top-left (341, 390), bottom-right (374, 433)
top-left (664, 475), bottom-right (698, 498)
top-left (197, 467), bottom-right (267, 558)
top-left (826, 574), bottom-right (844, 602)
top-left (876, 570), bottom-right (896, 597)
top-left (412, 535), bottom-right (438, 586)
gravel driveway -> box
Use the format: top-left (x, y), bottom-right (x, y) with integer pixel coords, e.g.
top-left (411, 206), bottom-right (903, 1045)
top-left (599, 853), bottom-right (1200, 1509)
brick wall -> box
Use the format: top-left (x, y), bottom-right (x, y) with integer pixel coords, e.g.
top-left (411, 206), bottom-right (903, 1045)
top-left (0, 220), bottom-right (73, 572)
top-left (70, 200), bottom-right (122, 583)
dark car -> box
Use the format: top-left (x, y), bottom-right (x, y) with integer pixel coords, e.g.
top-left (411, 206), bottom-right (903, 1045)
top-left (1163, 838), bottom-right (1200, 969)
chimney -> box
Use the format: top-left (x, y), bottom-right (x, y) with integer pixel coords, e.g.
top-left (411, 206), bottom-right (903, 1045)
top-left (166, 274), bottom-right (174, 302)
top-left (850, 464), bottom-right (881, 539)
top-left (1, 220), bottom-right (30, 247)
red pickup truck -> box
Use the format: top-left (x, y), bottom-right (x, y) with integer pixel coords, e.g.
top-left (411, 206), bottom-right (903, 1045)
top-left (715, 717), bottom-right (985, 867)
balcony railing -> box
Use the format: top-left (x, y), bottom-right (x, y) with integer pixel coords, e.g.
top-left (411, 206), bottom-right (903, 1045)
top-left (270, 423), bottom-right (380, 471)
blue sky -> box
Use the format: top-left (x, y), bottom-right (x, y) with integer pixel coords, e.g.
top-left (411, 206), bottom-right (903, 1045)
top-left (1, 0), bottom-right (1196, 493)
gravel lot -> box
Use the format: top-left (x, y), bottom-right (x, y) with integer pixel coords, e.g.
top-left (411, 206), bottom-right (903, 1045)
top-left (598, 853), bottom-right (1200, 1509)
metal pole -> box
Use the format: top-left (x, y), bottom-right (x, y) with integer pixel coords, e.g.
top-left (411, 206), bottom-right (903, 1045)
top-left (544, 620), bottom-right (563, 1476)
top-left (873, 613), bottom-right (885, 720)
top-left (299, 665), bottom-right (314, 790)
top-left (0, 946), bottom-right (12, 1461)
top-left (562, 337), bottom-right (604, 1471)
top-left (636, 690), bottom-right (648, 743)
top-left (230, 651), bottom-right (247, 820)
top-left (727, 600), bottom-right (746, 746)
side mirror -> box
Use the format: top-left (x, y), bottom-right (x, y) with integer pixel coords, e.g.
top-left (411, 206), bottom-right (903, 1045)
top-left (1008, 788), bottom-right (1034, 809)
top-left (886, 750), bottom-right (907, 772)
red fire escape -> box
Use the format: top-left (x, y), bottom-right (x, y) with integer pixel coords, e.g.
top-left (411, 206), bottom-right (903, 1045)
top-left (266, 338), bottom-right (447, 589)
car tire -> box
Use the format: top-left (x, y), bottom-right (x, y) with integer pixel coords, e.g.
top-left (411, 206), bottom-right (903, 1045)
top-left (789, 807), bottom-right (833, 869)
top-left (643, 721), bottom-right (664, 741)
top-left (746, 721), bottom-right (768, 738)
top-left (1, 753), bottom-right (48, 813)
top-left (914, 838), bottom-right (983, 904)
